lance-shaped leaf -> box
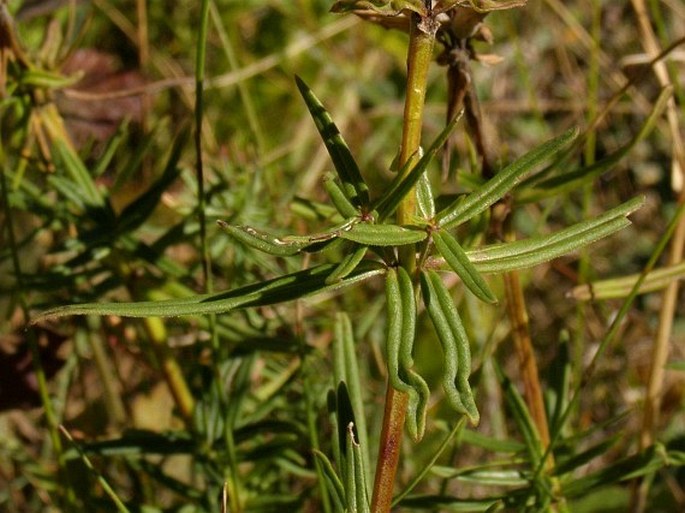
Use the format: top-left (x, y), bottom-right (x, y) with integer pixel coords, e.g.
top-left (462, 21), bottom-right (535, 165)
top-left (326, 245), bottom-right (369, 284)
top-left (385, 267), bottom-right (428, 443)
top-left (295, 76), bottom-right (369, 208)
top-left (416, 172), bottom-right (436, 220)
top-left (396, 267), bottom-right (430, 441)
top-left (374, 113), bottom-right (462, 221)
top-left (420, 270), bottom-right (479, 424)
top-left (324, 174), bottom-right (360, 218)
top-left (432, 229), bottom-right (497, 304)
top-left (463, 197), bottom-right (643, 274)
top-left (312, 450), bottom-right (346, 513)
top-left (339, 222), bottom-right (427, 246)
top-left (437, 127), bottom-right (578, 229)
top-left (333, 313), bottom-right (371, 484)
top-left (217, 219), bottom-right (356, 257)
top-left (31, 261), bottom-right (386, 322)
top-left (52, 139), bottom-right (106, 209)
top-left (495, 363), bottom-right (543, 466)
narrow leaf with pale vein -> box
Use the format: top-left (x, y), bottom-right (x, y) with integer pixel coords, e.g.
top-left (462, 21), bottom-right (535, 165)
top-left (433, 229), bottom-right (497, 304)
top-left (32, 261), bottom-right (386, 322)
top-left (295, 76), bottom-right (369, 208)
top-left (339, 223), bottom-right (427, 246)
top-left (437, 128), bottom-right (578, 229)
top-left (463, 197), bottom-right (643, 273)
top-left (420, 270), bottom-right (479, 424)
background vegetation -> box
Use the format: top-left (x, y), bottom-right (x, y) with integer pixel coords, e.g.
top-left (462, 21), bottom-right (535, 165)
top-left (1, 0), bottom-right (684, 512)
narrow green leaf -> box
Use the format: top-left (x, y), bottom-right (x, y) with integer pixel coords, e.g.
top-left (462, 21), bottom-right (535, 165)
top-left (312, 450), bottom-right (346, 512)
top-left (398, 495), bottom-right (500, 511)
top-left (52, 139), bottom-right (105, 208)
top-left (562, 445), bottom-right (667, 497)
top-left (339, 223), bottom-right (427, 246)
top-left (21, 68), bottom-right (84, 89)
top-left (295, 76), bottom-right (369, 208)
top-left (333, 313), bottom-right (371, 490)
top-left (343, 423), bottom-right (357, 513)
top-left (385, 268), bottom-right (414, 394)
top-left (463, 197), bottom-right (643, 274)
top-left (433, 230), bottom-right (497, 304)
top-left (384, 268), bottom-right (430, 440)
top-left (218, 218), bottom-right (356, 256)
top-left (326, 246), bottom-right (368, 284)
top-left (554, 436), bottom-right (620, 477)
top-left (431, 466), bottom-right (529, 487)
top-left (32, 261), bottom-right (386, 321)
top-left (60, 427), bottom-right (132, 513)
top-left (374, 113), bottom-right (462, 220)
top-left (437, 128), bottom-right (578, 229)
top-left (352, 426), bottom-right (370, 513)
top-left (416, 172), bottom-right (436, 220)
top-left (460, 430), bottom-right (525, 453)
top-left (420, 270), bottom-right (479, 424)
top-left (495, 364), bottom-right (543, 465)
top-left (117, 129), bottom-right (188, 234)
top-left (397, 267), bottom-right (430, 442)
top-left (92, 120), bottom-right (130, 178)
top-left (324, 174), bottom-right (360, 218)
top-left (218, 223), bottom-right (313, 256)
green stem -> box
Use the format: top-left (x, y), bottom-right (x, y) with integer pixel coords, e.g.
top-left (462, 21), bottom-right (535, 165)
top-left (371, 12), bottom-right (436, 513)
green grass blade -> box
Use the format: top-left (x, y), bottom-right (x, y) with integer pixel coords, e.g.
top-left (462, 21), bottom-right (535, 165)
top-left (437, 128), bottom-right (578, 229)
top-left (295, 76), bottom-right (370, 208)
top-left (32, 261), bottom-right (386, 321)
top-left (61, 427), bottom-right (132, 513)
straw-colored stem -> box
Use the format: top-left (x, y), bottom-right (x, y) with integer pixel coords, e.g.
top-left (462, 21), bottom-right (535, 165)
top-left (371, 13), bottom-right (436, 513)
top-left (502, 270), bottom-right (552, 453)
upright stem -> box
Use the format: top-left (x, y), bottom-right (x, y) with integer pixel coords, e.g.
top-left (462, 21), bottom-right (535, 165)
top-left (371, 13), bottom-right (436, 513)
